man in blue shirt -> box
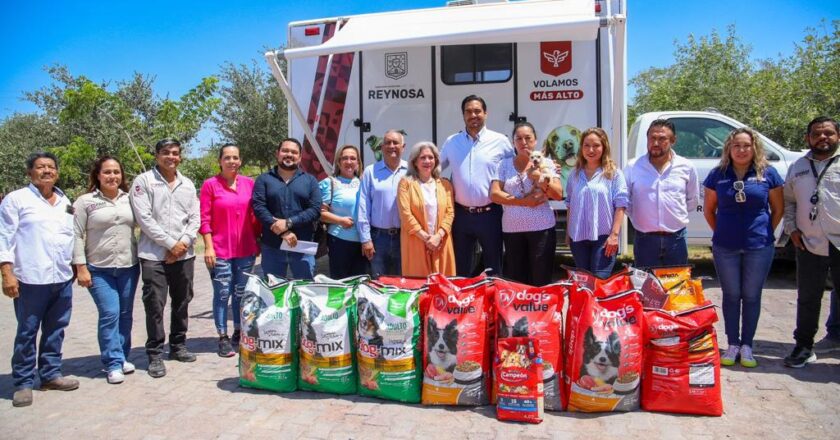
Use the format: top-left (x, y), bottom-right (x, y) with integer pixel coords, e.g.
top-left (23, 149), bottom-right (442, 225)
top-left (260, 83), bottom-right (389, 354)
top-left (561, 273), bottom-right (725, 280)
top-left (357, 130), bottom-right (408, 277)
top-left (252, 138), bottom-right (321, 280)
top-left (440, 95), bottom-right (514, 276)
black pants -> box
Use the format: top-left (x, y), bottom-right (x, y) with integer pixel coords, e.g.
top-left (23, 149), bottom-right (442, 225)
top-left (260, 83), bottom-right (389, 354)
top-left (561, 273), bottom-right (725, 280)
top-left (452, 204), bottom-right (504, 277)
top-left (140, 258), bottom-right (195, 357)
top-left (327, 235), bottom-right (368, 279)
top-left (503, 227), bottom-right (556, 286)
top-left (794, 244), bottom-right (840, 349)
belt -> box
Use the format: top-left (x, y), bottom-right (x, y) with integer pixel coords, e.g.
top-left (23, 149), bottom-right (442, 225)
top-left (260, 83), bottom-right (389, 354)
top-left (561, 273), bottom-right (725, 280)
top-left (372, 226), bottom-right (400, 236)
top-left (456, 203), bottom-right (493, 214)
top-left (638, 230), bottom-right (678, 236)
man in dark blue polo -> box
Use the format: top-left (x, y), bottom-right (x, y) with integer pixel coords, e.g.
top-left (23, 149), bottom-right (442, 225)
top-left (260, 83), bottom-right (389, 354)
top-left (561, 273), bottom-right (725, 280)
top-left (252, 138), bottom-right (321, 279)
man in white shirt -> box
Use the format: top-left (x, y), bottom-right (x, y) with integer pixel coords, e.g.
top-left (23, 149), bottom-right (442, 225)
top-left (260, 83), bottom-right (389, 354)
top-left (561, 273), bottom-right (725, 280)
top-left (440, 95), bottom-right (514, 276)
top-left (624, 119), bottom-right (699, 267)
top-left (0, 152), bottom-right (80, 407)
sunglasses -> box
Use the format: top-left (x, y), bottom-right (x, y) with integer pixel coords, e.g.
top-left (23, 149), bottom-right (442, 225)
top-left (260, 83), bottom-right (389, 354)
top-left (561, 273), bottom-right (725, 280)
top-left (733, 180), bottom-right (746, 203)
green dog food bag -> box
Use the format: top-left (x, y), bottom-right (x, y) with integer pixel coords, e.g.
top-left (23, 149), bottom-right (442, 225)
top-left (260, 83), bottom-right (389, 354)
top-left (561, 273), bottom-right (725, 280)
top-left (296, 281), bottom-right (358, 395)
top-left (355, 282), bottom-right (423, 403)
top-left (238, 274), bottom-right (299, 392)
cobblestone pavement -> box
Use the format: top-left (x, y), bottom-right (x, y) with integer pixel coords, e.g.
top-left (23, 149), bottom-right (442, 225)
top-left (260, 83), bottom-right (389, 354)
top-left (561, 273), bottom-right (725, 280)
top-left (0, 257), bottom-right (837, 439)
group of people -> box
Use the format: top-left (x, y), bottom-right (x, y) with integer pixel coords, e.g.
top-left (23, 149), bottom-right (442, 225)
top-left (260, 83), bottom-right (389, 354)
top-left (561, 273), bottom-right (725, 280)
top-left (0, 90), bottom-right (836, 408)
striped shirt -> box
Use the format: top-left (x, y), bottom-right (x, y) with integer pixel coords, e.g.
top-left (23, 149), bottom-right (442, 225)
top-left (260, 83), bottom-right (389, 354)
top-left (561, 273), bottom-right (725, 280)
top-left (495, 157), bottom-right (557, 233)
top-left (565, 167), bottom-right (629, 242)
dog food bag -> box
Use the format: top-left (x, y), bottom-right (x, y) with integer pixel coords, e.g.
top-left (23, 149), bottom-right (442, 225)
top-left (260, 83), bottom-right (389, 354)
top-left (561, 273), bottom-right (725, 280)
top-left (564, 286), bottom-right (644, 412)
top-left (238, 275), bottom-right (299, 393)
top-left (495, 337), bottom-right (545, 424)
top-left (629, 267), bottom-right (670, 309)
top-left (563, 265), bottom-right (633, 296)
top-left (421, 274), bottom-right (493, 406)
top-left (650, 265), bottom-right (692, 290)
top-left (296, 281), bottom-right (358, 395)
top-left (493, 278), bottom-right (564, 410)
top-left (642, 302), bottom-right (723, 416)
top-left (355, 282), bottom-right (423, 403)
top-left (376, 275), bottom-right (429, 290)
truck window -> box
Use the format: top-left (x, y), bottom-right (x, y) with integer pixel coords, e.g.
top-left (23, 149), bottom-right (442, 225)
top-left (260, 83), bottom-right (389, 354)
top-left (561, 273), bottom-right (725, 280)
top-left (669, 117), bottom-right (735, 159)
top-left (441, 43), bottom-right (513, 85)
top-left (628, 119), bottom-right (641, 158)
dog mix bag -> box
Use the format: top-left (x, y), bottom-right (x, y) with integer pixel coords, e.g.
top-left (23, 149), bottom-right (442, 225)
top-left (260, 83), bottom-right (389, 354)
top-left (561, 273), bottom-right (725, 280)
top-left (493, 278), bottom-right (564, 410)
top-left (238, 275), bottom-right (299, 392)
top-left (564, 285), bottom-right (644, 412)
top-left (495, 337), bottom-right (544, 424)
top-left (355, 283), bottom-right (423, 403)
top-left (642, 303), bottom-right (723, 416)
top-left (421, 274), bottom-right (493, 406)
top-left (296, 281), bottom-right (358, 394)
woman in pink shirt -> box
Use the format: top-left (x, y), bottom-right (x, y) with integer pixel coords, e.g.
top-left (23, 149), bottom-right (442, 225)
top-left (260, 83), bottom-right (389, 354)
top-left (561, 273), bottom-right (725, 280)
top-left (200, 144), bottom-right (261, 357)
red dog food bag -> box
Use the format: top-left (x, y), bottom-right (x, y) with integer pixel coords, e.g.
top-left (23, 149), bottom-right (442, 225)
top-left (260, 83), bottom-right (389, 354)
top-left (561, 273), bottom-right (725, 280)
top-left (564, 286), bottom-right (644, 412)
top-left (642, 302), bottom-right (723, 416)
top-left (494, 278), bottom-right (564, 411)
top-left (421, 274), bottom-right (492, 406)
top-left (564, 265), bottom-right (633, 296)
top-left (495, 337), bottom-right (544, 424)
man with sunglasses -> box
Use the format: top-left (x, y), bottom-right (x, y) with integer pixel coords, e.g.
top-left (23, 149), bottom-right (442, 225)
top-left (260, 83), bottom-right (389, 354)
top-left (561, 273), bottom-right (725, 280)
top-left (624, 119), bottom-right (699, 268)
top-left (782, 116), bottom-right (840, 368)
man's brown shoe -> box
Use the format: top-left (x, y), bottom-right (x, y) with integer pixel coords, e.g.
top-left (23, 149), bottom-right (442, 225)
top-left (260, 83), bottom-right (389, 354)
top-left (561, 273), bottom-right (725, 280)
top-left (40, 376), bottom-right (79, 391)
top-left (12, 388), bottom-right (32, 407)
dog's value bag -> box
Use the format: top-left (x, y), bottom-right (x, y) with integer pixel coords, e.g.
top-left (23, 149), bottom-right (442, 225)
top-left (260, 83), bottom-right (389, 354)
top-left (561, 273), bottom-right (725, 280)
top-left (564, 285), bottom-right (644, 412)
top-left (238, 275), bottom-right (299, 392)
top-left (421, 274), bottom-right (493, 406)
top-left (642, 302), bottom-right (723, 416)
top-left (495, 337), bottom-right (544, 424)
top-left (493, 278), bottom-right (565, 411)
top-left (355, 282), bottom-right (423, 403)
top-left (563, 265), bottom-right (633, 296)
top-left (296, 281), bottom-right (358, 395)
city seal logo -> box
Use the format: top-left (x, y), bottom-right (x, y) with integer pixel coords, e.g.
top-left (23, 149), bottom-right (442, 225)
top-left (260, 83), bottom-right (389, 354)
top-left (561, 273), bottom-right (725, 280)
top-left (385, 52), bottom-right (407, 80)
top-left (540, 41), bottom-right (572, 77)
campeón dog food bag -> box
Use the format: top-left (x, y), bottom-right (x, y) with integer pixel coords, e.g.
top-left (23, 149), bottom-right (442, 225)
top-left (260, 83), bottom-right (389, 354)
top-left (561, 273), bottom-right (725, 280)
top-left (495, 337), bottom-right (544, 424)
top-left (642, 302), bottom-right (723, 416)
top-left (296, 281), bottom-right (357, 395)
top-left (355, 282), bottom-right (423, 403)
top-left (564, 285), bottom-right (644, 412)
top-left (238, 275), bottom-right (299, 392)
top-left (422, 274), bottom-right (493, 406)
top-left (494, 278), bottom-right (564, 410)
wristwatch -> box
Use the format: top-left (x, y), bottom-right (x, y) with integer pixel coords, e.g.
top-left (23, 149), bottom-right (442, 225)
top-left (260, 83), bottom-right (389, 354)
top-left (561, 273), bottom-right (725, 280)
top-left (286, 218), bottom-right (294, 230)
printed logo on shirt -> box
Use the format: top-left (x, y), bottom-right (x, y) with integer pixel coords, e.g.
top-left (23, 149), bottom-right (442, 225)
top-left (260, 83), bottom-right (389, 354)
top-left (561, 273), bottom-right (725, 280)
top-left (134, 184), bottom-right (144, 195)
top-left (85, 201), bottom-right (109, 214)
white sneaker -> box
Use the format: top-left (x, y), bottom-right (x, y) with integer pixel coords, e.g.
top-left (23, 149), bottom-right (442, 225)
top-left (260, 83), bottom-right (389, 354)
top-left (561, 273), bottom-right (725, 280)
top-left (739, 345), bottom-right (757, 368)
top-left (122, 361), bottom-right (135, 374)
top-left (721, 345), bottom-right (739, 366)
top-left (107, 369), bottom-right (125, 384)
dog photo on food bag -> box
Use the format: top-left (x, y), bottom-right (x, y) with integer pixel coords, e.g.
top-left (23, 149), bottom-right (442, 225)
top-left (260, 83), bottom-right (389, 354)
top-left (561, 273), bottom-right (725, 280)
top-left (498, 316), bottom-right (529, 338)
top-left (425, 317), bottom-right (458, 376)
top-left (581, 328), bottom-right (620, 386)
top-left (357, 297), bottom-right (385, 353)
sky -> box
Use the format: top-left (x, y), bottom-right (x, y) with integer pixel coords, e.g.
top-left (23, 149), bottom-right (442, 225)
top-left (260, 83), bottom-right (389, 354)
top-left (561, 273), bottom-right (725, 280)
top-left (1, 0), bottom-right (837, 149)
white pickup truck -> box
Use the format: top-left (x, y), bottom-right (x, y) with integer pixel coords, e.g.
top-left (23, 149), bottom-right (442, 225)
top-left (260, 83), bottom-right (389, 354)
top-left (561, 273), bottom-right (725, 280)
top-left (627, 111), bottom-right (805, 254)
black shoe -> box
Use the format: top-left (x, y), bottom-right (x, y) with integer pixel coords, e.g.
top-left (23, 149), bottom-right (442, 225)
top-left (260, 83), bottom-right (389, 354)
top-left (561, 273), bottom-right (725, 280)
top-left (169, 347), bottom-right (197, 363)
top-left (783, 345), bottom-right (817, 368)
top-left (231, 329), bottom-right (241, 348)
top-left (218, 336), bottom-right (235, 358)
top-left (147, 357), bottom-right (166, 378)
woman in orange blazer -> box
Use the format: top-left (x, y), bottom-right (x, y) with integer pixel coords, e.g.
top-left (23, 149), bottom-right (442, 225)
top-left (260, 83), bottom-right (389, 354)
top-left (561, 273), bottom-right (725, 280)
top-left (397, 141), bottom-right (456, 277)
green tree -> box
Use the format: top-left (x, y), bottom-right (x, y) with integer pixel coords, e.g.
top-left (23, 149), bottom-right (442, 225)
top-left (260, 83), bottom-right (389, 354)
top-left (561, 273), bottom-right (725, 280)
top-left (214, 60), bottom-right (288, 170)
top-left (0, 113), bottom-right (60, 196)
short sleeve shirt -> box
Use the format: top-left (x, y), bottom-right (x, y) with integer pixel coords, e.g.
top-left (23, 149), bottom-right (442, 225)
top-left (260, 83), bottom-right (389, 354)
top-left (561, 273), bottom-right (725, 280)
top-left (703, 165), bottom-right (783, 249)
top-left (319, 176), bottom-right (362, 242)
top-left (495, 158), bottom-right (556, 233)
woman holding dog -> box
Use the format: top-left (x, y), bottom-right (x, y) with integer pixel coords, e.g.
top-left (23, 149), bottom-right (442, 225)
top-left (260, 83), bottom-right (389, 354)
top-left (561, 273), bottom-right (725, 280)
top-left (490, 121), bottom-right (563, 285)
top-left (73, 156), bottom-right (140, 384)
top-left (703, 128), bottom-right (783, 368)
top-left (319, 144), bottom-right (367, 279)
top-left (565, 127), bottom-right (628, 278)
top-left (397, 141), bottom-right (456, 276)
top-left (200, 144), bottom-right (261, 358)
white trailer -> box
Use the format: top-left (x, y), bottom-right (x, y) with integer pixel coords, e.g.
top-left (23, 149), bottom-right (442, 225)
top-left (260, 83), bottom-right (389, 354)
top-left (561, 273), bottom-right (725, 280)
top-left (265, 0), bottom-right (627, 249)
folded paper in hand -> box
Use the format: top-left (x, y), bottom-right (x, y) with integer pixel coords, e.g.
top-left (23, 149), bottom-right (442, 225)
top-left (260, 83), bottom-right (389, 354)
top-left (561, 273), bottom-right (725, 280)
top-left (280, 239), bottom-right (318, 256)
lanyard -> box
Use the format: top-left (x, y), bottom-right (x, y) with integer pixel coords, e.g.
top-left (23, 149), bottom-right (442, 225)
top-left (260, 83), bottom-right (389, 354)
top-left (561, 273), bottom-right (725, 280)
top-left (807, 156), bottom-right (837, 221)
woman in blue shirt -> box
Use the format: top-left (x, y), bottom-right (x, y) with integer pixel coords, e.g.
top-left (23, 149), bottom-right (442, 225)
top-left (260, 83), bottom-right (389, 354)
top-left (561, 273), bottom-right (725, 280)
top-left (565, 127), bottom-right (628, 278)
top-left (319, 145), bottom-right (367, 278)
top-left (703, 128), bottom-right (784, 368)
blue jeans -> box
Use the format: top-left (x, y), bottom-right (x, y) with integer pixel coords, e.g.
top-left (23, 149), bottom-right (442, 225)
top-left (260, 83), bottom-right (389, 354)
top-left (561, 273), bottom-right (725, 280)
top-left (260, 244), bottom-right (314, 280)
top-left (712, 244), bottom-right (775, 347)
top-left (210, 256), bottom-right (256, 334)
top-left (369, 228), bottom-right (401, 278)
top-left (88, 265), bottom-right (139, 372)
top-left (825, 290), bottom-right (839, 340)
top-left (12, 280), bottom-right (73, 388)
top-left (570, 235), bottom-right (616, 279)
top-left (633, 228), bottom-right (688, 268)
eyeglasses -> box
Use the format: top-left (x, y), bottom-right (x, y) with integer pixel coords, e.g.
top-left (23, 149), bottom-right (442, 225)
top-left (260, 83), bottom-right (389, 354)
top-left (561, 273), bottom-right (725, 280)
top-left (733, 180), bottom-right (746, 203)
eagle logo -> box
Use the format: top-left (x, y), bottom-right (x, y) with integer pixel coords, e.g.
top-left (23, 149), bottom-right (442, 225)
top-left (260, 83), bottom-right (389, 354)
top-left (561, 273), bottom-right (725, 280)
top-left (539, 41), bottom-right (573, 76)
top-left (543, 50), bottom-right (569, 68)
